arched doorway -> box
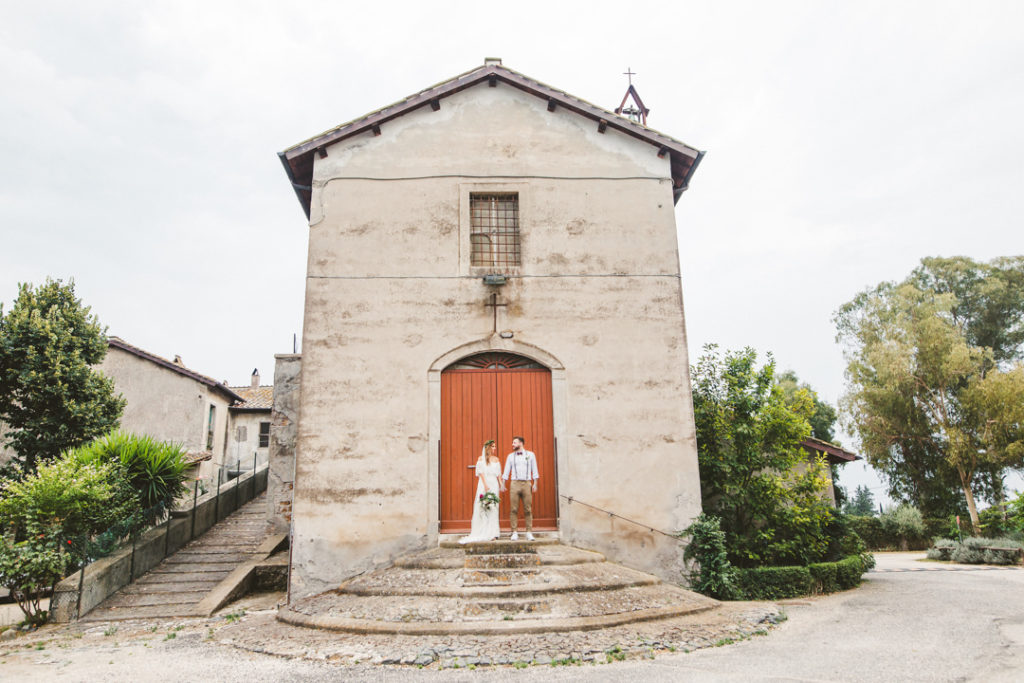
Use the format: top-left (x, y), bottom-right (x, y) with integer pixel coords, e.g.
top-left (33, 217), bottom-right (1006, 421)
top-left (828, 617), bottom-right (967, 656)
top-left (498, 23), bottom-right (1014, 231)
top-left (439, 352), bottom-right (557, 533)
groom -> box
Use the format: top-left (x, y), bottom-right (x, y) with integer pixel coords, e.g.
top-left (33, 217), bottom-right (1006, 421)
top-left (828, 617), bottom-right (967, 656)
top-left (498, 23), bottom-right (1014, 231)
top-left (502, 436), bottom-right (539, 541)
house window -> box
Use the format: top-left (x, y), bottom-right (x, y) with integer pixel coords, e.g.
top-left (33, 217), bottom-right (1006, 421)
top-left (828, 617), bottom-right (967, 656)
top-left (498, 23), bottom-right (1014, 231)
top-left (206, 405), bottom-right (216, 450)
top-left (470, 193), bottom-right (520, 268)
top-left (259, 421), bottom-right (271, 448)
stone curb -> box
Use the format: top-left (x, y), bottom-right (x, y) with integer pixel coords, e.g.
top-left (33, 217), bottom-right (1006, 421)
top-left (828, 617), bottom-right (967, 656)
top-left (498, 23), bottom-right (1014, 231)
top-left (277, 600), bottom-right (719, 636)
top-left (337, 570), bottom-right (660, 598)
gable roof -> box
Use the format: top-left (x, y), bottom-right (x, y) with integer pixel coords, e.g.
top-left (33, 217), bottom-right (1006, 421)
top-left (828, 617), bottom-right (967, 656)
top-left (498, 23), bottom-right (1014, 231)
top-left (107, 336), bottom-right (243, 403)
top-left (279, 62), bottom-right (705, 218)
top-left (229, 386), bottom-right (273, 411)
top-left (800, 437), bottom-right (860, 465)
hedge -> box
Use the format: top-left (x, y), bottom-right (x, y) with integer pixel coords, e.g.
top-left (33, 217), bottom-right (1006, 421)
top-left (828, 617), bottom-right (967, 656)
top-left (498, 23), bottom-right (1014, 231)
top-left (848, 515), bottom-right (939, 550)
top-left (927, 537), bottom-right (1023, 565)
top-left (735, 554), bottom-right (872, 600)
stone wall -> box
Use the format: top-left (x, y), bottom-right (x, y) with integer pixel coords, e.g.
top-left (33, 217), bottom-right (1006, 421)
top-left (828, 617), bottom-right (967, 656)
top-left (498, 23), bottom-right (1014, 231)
top-left (268, 354), bottom-right (301, 533)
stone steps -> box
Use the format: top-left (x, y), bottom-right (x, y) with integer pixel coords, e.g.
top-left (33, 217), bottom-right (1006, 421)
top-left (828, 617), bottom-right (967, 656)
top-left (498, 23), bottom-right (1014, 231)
top-left (281, 541), bottom-right (719, 635)
top-left (82, 493), bottom-right (272, 622)
top-left (394, 544), bottom-right (603, 570)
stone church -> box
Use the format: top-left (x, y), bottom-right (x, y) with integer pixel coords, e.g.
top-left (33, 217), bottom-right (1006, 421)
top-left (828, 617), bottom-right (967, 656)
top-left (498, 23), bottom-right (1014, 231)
top-left (275, 59), bottom-right (705, 599)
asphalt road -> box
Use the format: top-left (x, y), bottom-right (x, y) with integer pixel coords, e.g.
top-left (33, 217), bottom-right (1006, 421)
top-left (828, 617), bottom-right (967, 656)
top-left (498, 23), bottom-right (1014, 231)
top-left (3, 552), bottom-right (1022, 682)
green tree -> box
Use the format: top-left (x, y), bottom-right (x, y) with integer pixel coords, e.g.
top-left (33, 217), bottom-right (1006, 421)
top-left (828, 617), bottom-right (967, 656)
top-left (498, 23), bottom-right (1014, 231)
top-left (692, 345), bottom-right (833, 567)
top-left (776, 370), bottom-right (839, 443)
top-left (908, 256), bottom-right (1024, 366)
top-left (0, 278), bottom-right (124, 474)
top-left (776, 370), bottom-right (846, 506)
top-left (844, 485), bottom-right (876, 516)
top-left (836, 278), bottom-right (1024, 534)
top-left (0, 457), bottom-right (132, 623)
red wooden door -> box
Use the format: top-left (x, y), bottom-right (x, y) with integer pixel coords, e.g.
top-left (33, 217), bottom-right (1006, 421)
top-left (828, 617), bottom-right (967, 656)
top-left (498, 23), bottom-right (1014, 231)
top-left (440, 356), bottom-right (556, 533)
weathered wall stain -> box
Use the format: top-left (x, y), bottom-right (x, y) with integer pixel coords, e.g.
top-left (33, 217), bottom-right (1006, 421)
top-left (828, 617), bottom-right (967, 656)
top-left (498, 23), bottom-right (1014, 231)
top-left (287, 81), bottom-right (701, 598)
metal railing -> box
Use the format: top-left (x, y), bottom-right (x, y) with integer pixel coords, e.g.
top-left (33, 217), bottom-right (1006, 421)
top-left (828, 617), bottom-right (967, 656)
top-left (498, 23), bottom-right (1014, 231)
top-left (559, 494), bottom-right (683, 541)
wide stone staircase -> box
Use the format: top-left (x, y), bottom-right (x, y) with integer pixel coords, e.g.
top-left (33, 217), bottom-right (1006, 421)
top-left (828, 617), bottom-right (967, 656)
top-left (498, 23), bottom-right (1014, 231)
top-left (83, 493), bottom-right (274, 621)
top-left (279, 537), bottom-right (718, 634)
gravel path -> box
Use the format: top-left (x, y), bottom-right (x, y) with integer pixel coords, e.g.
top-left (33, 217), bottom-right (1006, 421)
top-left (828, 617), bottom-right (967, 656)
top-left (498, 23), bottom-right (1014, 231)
top-left (2, 552), bottom-right (1022, 681)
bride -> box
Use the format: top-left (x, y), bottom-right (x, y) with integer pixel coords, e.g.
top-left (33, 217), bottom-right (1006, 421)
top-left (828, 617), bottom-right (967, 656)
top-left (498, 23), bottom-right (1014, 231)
top-left (459, 439), bottom-right (503, 543)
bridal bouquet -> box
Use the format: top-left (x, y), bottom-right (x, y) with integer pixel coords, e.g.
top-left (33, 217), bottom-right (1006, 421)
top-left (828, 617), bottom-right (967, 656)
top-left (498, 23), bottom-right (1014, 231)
top-left (479, 491), bottom-right (501, 511)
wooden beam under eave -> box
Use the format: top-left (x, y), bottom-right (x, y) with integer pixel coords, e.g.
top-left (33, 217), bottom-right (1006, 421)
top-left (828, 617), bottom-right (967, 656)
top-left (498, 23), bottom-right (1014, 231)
top-left (547, 98), bottom-right (556, 112)
top-left (317, 147), bottom-right (327, 159)
top-left (430, 99), bottom-right (441, 111)
top-left (657, 146), bottom-right (669, 158)
top-left (371, 124), bottom-right (381, 136)
top-left (488, 75), bottom-right (497, 87)
top-left (597, 119), bottom-right (608, 134)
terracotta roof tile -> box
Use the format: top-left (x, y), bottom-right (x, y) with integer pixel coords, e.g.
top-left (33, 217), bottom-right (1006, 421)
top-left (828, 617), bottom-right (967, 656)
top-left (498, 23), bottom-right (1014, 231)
top-left (230, 386), bottom-right (273, 410)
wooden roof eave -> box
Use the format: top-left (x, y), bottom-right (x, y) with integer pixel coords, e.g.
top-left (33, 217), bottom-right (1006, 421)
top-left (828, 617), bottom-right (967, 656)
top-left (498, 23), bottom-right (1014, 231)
top-left (279, 64), bottom-right (705, 217)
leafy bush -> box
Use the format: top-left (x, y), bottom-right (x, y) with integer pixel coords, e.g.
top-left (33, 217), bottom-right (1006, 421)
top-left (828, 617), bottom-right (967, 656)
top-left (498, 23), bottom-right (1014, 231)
top-left (927, 538), bottom-right (956, 561)
top-left (823, 511), bottom-right (867, 561)
top-left (735, 565), bottom-right (813, 600)
top-left (880, 504), bottom-right (927, 549)
top-left (847, 515), bottom-right (886, 549)
top-left (680, 514), bottom-right (740, 600)
top-left (692, 346), bottom-right (837, 568)
top-left (69, 432), bottom-right (188, 522)
top-left (1009, 492), bottom-right (1024, 536)
top-left (0, 458), bottom-right (132, 624)
top-left (835, 555), bottom-right (869, 588)
top-left (739, 555), bottom-right (871, 599)
top-left (933, 536), bottom-right (1024, 565)
top-left (924, 516), bottom-right (959, 541)
top-left (808, 561), bottom-right (838, 593)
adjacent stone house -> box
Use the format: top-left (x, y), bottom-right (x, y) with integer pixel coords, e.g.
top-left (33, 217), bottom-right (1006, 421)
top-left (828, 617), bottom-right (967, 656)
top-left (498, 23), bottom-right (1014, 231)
top-left (99, 337), bottom-right (243, 478)
top-left (799, 437), bottom-right (860, 506)
top-left (276, 60), bottom-right (706, 598)
top-left (227, 370), bottom-right (273, 473)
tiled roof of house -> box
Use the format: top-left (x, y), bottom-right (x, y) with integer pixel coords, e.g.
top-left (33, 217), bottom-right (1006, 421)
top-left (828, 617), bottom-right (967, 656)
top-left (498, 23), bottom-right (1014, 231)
top-left (183, 450), bottom-right (213, 465)
top-left (107, 336), bottom-right (243, 403)
top-left (229, 386), bottom-right (273, 411)
top-left (800, 437), bottom-right (860, 465)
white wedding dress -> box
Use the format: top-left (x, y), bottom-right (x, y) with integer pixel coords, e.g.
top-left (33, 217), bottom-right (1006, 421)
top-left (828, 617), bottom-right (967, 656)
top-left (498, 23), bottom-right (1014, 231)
top-left (459, 457), bottom-right (502, 543)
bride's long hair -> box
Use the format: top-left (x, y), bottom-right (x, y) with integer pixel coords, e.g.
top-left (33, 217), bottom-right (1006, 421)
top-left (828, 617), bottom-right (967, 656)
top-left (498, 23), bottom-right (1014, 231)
top-left (479, 439), bottom-right (497, 466)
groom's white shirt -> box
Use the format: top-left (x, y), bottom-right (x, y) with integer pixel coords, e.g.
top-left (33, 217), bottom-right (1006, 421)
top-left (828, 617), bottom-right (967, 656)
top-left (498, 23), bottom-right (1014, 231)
top-left (503, 449), bottom-right (539, 481)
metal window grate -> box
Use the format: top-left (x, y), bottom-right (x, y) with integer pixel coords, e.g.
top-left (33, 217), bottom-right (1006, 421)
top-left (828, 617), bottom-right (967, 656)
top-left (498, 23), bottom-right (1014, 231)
top-left (470, 194), bottom-right (520, 268)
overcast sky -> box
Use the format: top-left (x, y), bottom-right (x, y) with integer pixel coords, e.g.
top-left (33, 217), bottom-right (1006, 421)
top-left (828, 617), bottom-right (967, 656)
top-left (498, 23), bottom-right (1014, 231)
top-left (2, 1), bottom-right (1022, 504)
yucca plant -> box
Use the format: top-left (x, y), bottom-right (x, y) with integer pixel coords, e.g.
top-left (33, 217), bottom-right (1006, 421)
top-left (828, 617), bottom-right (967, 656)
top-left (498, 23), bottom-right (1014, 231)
top-left (69, 432), bottom-right (189, 520)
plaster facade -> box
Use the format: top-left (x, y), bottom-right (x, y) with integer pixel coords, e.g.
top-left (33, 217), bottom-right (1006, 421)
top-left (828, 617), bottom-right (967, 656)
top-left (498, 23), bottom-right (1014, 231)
top-left (98, 340), bottom-right (238, 478)
top-left (226, 411), bottom-right (271, 471)
top-left (286, 77), bottom-right (702, 598)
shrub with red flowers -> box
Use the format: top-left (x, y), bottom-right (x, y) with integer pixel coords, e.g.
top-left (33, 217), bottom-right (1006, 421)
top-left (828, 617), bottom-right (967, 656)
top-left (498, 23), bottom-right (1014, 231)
top-left (0, 458), bottom-right (132, 624)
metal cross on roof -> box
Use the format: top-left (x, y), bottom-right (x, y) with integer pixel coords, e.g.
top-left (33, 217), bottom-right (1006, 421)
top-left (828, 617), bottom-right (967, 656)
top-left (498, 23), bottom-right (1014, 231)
top-left (615, 67), bottom-right (650, 126)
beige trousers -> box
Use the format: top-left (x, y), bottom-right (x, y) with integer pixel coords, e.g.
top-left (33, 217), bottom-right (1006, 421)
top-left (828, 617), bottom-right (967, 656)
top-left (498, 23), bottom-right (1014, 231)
top-left (509, 480), bottom-right (533, 532)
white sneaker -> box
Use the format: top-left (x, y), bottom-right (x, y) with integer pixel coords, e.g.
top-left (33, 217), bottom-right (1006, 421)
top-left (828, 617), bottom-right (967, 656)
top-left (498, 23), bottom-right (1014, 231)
top-left (510, 532), bottom-right (519, 541)
top-left (526, 532), bottom-right (535, 541)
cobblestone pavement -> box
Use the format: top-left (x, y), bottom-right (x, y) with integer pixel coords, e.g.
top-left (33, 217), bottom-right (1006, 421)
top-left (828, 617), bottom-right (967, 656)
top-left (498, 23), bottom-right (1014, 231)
top-left (225, 600), bottom-right (779, 667)
top-left (0, 591), bottom-right (781, 679)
